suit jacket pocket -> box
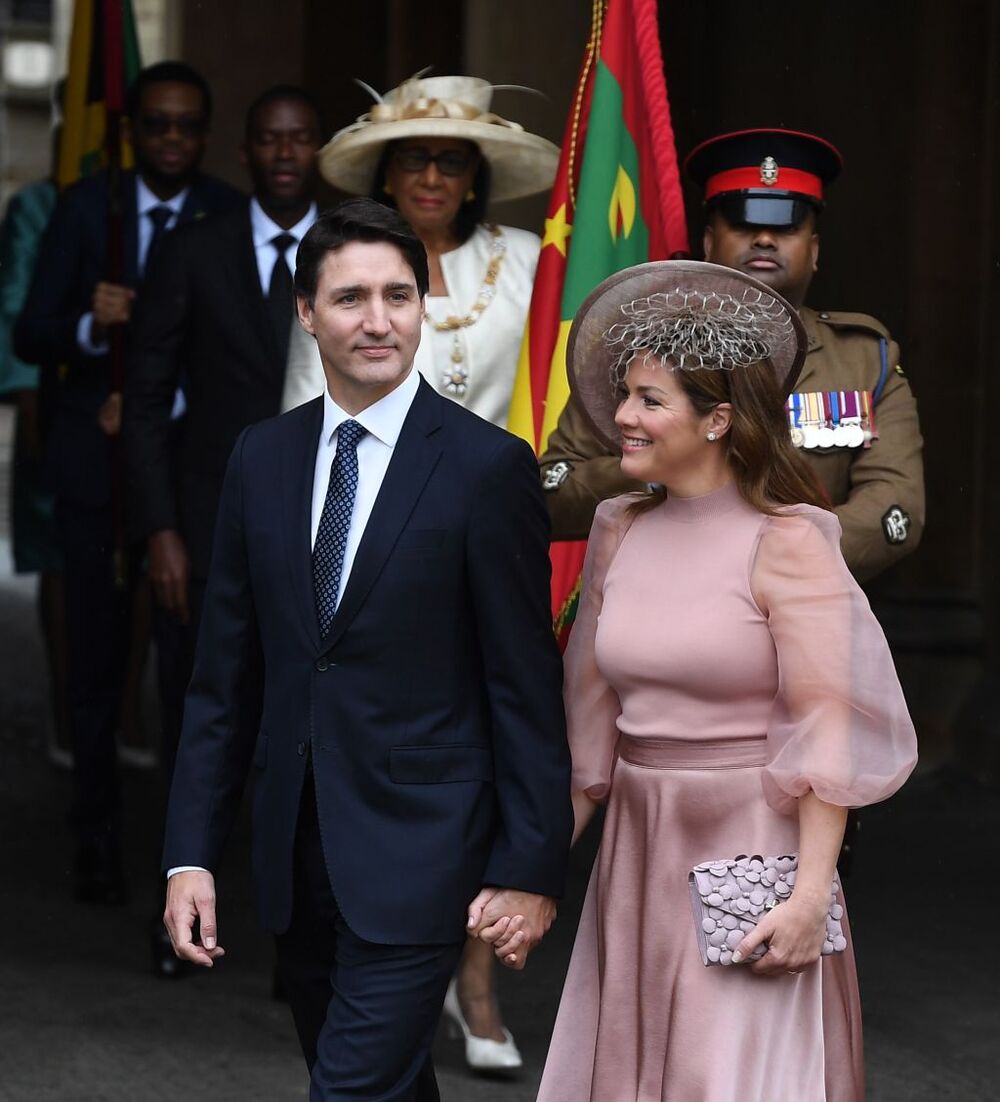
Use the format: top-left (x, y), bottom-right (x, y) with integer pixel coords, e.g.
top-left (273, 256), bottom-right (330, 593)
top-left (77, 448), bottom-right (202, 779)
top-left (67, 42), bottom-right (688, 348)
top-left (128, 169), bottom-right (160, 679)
top-left (254, 731), bottom-right (268, 769)
top-left (395, 528), bottom-right (447, 552)
top-left (389, 744), bottom-right (493, 784)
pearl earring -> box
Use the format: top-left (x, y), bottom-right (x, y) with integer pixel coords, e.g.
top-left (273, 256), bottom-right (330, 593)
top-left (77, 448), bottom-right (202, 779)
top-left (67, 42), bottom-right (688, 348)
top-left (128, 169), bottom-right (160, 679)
top-left (706, 431), bottom-right (718, 442)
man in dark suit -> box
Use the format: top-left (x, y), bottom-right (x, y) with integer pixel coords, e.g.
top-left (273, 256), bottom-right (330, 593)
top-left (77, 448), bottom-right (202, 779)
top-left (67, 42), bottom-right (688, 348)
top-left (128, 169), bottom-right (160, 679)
top-left (14, 61), bottom-right (240, 905)
top-left (124, 86), bottom-right (323, 783)
top-left (162, 200), bottom-right (572, 1100)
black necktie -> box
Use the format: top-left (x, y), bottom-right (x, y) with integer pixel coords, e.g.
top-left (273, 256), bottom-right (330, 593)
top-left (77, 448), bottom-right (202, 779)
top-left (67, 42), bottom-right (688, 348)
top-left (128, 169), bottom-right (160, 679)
top-left (145, 205), bottom-right (173, 274)
top-left (313, 420), bottom-right (368, 638)
top-left (267, 232), bottom-right (296, 359)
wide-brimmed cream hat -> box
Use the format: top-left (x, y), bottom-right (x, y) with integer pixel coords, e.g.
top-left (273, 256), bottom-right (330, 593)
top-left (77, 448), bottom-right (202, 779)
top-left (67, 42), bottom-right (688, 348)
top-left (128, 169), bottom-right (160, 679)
top-left (568, 260), bottom-right (807, 451)
top-left (318, 74), bottom-right (559, 203)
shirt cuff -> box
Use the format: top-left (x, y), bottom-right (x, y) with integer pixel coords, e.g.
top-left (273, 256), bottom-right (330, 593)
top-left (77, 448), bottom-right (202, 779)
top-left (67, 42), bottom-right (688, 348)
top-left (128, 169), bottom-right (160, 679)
top-left (76, 312), bottom-right (110, 356)
top-left (167, 865), bottom-right (209, 878)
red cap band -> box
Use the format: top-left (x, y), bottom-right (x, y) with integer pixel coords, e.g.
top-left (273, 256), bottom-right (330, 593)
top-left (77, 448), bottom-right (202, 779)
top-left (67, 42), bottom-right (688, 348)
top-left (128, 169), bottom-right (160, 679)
top-left (705, 166), bottom-right (824, 202)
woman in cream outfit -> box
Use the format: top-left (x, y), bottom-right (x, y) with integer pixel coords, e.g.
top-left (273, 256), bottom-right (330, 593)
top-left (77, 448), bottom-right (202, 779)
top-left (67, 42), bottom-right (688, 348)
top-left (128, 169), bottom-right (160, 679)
top-left (284, 74), bottom-right (555, 429)
top-left (285, 73), bottom-right (559, 1072)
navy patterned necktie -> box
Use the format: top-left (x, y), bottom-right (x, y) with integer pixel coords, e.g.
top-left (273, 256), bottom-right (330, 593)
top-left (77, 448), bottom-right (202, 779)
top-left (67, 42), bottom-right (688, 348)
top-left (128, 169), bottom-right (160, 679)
top-left (313, 419), bottom-right (367, 637)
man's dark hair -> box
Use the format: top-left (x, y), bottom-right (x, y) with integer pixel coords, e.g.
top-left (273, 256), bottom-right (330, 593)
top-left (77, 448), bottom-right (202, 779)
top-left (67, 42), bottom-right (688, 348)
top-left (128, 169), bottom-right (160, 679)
top-left (245, 84), bottom-right (325, 141)
top-left (125, 61), bottom-right (212, 121)
top-left (294, 198), bottom-right (430, 305)
top-left (370, 141), bottom-right (490, 246)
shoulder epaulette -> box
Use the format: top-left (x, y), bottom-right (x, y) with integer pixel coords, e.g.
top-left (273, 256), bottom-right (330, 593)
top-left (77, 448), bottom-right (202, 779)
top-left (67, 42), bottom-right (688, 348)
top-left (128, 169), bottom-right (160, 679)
top-left (811, 310), bottom-right (891, 342)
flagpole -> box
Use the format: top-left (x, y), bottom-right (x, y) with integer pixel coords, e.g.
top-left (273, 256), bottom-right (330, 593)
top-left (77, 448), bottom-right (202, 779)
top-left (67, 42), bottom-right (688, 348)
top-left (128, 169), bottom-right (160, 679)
top-left (102, 0), bottom-right (129, 587)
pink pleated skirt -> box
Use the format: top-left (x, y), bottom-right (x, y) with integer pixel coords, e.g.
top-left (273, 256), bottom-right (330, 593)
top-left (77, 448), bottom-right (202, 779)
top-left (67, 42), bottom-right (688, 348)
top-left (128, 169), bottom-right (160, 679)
top-left (537, 735), bottom-right (864, 1102)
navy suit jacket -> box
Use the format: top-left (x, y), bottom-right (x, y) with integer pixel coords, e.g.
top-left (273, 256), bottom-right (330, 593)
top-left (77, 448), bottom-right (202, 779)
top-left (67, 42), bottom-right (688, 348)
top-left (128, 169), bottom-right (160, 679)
top-left (163, 377), bottom-right (574, 943)
top-left (125, 200), bottom-right (296, 577)
top-left (13, 170), bottom-right (242, 507)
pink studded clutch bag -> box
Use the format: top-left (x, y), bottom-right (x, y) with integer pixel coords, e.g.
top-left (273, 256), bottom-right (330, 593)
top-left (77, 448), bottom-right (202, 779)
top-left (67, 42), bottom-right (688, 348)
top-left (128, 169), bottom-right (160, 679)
top-left (688, 854), bottom-right (847, 967)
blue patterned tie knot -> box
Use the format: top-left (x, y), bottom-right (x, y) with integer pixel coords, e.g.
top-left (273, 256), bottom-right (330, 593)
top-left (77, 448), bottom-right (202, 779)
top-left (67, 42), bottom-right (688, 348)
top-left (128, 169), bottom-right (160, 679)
top-left (313, 419), bottom-right (367, 638)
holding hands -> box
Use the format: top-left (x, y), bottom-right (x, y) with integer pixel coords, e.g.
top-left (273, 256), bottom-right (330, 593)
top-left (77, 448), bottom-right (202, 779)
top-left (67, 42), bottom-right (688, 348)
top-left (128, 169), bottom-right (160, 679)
top-left (466, 888), bottom-right (556, 970)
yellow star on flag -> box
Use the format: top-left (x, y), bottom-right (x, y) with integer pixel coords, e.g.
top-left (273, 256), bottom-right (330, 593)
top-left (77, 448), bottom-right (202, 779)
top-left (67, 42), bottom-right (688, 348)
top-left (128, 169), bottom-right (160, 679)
top-left (542, 203), bottom-right (573, 256)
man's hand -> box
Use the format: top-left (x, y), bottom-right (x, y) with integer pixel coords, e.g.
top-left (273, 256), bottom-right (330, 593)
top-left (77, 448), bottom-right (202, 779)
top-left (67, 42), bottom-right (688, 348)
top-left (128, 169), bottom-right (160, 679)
top-left (466, 887), bottom-right (556, 971)
top-left (164, 870), bottom-right (225, 968)
top-left (97, 391), bottom-right (122, 436)
top-left (91, 281), bottom-right (135, 338)
top-left (148, 529), bottom-right (191, 623)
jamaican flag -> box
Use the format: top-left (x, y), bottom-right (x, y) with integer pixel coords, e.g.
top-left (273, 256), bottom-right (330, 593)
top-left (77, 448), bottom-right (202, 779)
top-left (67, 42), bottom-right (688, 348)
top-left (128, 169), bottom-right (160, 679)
top-left (58, 0), bottom-right (142, 189)
top-left (507, 0), bottom-right (689, 647)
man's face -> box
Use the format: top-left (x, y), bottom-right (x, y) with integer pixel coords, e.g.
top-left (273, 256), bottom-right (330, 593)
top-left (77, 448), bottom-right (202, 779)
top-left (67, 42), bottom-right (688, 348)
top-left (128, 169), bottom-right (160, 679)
top-left (130, 81), bottom-right (208, 185)
top-left (243, 98), bottom-right (321, 211)
top-left (296, 240), bottom-right (424, 414)
top-left (703, 210), bottom-right (819, 308)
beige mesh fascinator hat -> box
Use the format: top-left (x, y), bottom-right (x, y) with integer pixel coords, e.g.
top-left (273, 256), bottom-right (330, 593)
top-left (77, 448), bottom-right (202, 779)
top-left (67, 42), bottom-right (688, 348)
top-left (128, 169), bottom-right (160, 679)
top-left (568, 260), bottom-right (808, 450)
top-left (318, 74), bottom-right (559, 202)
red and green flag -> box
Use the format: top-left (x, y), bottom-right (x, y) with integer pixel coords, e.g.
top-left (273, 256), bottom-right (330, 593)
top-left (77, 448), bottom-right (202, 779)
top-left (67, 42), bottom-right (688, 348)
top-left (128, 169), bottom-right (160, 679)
top-left (58, 0), bottom-right (142, 189)
top-left (507, 0), bottom-right (689, 646)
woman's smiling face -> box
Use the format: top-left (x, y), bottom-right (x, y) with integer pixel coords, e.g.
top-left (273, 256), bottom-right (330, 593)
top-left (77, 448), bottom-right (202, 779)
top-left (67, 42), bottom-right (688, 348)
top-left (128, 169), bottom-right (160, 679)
top-left (614, 353), bottom-right (720, 487)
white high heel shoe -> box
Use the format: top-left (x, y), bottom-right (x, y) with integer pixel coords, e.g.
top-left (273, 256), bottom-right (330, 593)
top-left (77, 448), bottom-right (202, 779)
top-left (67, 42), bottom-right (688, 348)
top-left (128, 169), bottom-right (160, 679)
top-left (442, 979), bottom-right (523, 1070)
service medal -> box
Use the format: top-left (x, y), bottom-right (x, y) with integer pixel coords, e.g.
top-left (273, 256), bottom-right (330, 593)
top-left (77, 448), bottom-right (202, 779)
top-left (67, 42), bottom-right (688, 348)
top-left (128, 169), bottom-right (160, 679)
top-left (816, 426), bottom-right (835, 448)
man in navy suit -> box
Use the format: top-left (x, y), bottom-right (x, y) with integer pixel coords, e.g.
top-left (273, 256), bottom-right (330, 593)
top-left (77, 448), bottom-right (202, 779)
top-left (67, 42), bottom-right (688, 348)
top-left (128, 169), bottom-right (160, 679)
top-left (15, 61), bottom-right (241, 904)
top-left (162, 199), bottom-right (572, 1099)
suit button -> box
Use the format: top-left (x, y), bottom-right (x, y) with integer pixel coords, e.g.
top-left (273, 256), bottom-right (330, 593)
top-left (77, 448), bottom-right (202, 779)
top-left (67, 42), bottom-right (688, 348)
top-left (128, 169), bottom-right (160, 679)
top-left (297, 741), bottom-right (306, 757)
top-left (315, 657), bottom-right (328, 672)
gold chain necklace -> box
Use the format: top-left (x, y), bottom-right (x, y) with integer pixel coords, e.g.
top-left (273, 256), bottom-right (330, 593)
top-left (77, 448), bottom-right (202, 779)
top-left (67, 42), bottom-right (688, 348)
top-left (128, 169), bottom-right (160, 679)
top-left (425, 224), bottom-right (506, 398)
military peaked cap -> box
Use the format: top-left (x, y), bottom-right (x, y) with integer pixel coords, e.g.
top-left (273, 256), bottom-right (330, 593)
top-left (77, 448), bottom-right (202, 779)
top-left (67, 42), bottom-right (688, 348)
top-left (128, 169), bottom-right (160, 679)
top-left (685, 128), bottom-right (843, 228)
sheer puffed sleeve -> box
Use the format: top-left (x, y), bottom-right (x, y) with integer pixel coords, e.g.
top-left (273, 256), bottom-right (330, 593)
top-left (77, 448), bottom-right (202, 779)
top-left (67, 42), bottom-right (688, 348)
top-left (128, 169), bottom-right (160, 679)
top-left (751, 507), bottom-right (917, 814)
top-left (562, 495), bottom-right (635, 799)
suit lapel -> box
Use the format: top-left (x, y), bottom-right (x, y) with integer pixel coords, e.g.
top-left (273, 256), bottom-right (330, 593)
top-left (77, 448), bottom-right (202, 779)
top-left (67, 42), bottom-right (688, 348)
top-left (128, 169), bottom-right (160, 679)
top-left (229, 202), bottom-right (279, 361)
top-left (281, 396), bottom-right (325, 649)
top-left (320, 379), bottom-right (444, 653)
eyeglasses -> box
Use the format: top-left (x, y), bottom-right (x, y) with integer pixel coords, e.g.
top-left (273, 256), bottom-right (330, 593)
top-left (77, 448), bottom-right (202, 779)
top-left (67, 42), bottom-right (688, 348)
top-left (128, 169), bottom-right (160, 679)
top-left (391, 147), bottom-right (474, 177)
top-left (138, 113), bottom-right (206, 138)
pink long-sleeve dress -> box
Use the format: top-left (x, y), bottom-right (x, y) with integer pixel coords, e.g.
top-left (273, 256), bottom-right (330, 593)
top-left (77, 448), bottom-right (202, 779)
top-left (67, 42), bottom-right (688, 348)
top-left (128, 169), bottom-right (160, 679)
top-left (536, 482), bottom-right (917, 1102)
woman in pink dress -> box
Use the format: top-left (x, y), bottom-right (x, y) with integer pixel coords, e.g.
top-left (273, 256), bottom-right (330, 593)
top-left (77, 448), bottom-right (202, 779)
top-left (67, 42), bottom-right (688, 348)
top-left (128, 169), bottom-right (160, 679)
top-left (530, 261), bottom-right (918, 1101)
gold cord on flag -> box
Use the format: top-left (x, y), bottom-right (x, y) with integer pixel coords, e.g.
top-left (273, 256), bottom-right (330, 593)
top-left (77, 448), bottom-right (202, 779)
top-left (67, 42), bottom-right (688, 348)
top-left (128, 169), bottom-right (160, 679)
top-left (568, 0), bottom-right (607, 212)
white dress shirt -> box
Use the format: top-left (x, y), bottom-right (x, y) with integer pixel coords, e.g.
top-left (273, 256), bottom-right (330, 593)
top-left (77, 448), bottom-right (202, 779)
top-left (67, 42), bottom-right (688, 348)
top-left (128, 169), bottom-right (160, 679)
top-left (76, 177), bottom-right (190, 355)
top-left (310, 366), bottom-right (420, 605)
top-left (249, 196), bottom-right (317, 293)
top-left (168, 367), bottom-right (420, 879)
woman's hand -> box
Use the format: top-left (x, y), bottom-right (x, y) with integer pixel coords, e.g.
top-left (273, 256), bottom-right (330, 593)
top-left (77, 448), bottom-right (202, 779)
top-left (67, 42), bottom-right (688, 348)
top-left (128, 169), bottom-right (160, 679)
top-left (733, 888), bottom-right (830, 976)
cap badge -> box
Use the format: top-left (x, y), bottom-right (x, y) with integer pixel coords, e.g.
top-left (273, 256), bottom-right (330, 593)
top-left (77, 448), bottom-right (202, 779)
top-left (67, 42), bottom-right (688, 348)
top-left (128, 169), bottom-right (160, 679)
top-left (760, 156), bottom-right (779, 186)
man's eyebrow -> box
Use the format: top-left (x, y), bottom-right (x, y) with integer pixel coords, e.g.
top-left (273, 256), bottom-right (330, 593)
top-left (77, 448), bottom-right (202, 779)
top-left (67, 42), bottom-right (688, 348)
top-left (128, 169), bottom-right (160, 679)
top-left (327, 281), bottom-right (416, 295)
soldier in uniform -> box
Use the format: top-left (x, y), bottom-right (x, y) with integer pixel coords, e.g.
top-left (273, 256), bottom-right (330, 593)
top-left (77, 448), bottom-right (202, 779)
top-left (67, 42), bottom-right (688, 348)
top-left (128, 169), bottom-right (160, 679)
top-left (540, 128), bottom-right (924, 584)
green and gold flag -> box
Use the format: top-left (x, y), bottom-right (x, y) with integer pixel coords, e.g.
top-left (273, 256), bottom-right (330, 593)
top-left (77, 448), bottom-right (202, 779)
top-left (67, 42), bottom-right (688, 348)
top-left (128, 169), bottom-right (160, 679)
top-left (58, 0), bottom-right (142, 189)
top-left (507, 0), bottom-right (689, 645)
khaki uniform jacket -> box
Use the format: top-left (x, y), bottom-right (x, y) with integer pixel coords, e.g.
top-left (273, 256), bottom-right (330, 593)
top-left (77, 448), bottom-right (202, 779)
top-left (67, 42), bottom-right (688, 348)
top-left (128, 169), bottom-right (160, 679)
top-left (539, 307), bottom-right (925, 583)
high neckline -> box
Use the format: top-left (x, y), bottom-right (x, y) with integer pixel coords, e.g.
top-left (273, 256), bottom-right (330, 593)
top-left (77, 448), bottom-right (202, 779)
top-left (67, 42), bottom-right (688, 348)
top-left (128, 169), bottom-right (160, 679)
top-left (660, 479), bottom-right (747, 523)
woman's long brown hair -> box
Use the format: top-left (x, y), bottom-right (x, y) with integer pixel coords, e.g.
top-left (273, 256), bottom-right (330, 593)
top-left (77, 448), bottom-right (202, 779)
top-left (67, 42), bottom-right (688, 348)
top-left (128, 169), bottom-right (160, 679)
top-left (629, 357), bottom-right (830, 516)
